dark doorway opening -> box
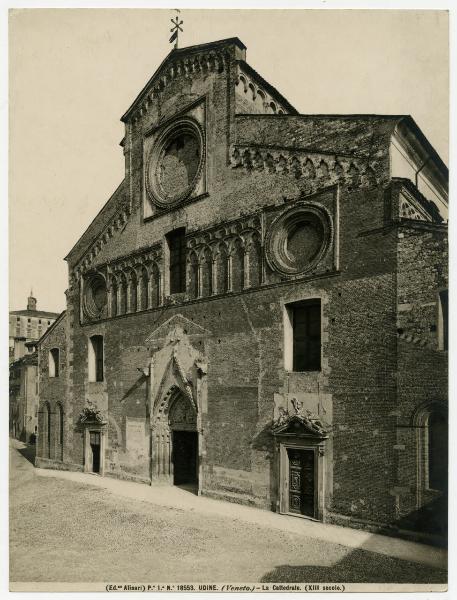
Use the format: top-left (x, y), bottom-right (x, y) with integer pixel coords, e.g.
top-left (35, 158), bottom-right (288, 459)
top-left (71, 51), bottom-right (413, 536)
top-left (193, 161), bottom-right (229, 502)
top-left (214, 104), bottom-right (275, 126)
top-left (90, 431), bottom-right (101, 474)
top-left (172, 430), bottom-right (198, 486)
top-left (287, 448), bottom-right (315, 518)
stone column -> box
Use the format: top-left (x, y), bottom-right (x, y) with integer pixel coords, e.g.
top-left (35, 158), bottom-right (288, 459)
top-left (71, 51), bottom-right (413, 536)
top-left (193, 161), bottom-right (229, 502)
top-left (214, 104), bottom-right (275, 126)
top-left (197, 262), bottom-right (203, 298)
top-left (107, 285), bottom-right (113, 318)
top-left (211, 259), bottom-right (217, 296)
top-left (227, 255), bottom-right (233, 292)
top-left (136, 278), bottom-right (142, 312)
top-left (126, 282), bottom-right (132, 313)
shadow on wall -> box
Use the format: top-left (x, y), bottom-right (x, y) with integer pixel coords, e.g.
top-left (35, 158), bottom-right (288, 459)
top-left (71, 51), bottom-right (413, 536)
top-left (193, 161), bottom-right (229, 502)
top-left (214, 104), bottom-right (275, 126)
top-left (391, 494), bottom-right (448, 542)
top-left (251, 423), bottom-right (278, 512)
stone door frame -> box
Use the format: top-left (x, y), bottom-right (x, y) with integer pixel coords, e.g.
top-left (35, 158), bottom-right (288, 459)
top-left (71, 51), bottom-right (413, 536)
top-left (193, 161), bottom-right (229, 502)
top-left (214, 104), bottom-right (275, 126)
top-left (83, 422), bottom-right (107, 476)
top-left (277, 436), bottom-right (326, 521)
top-left (150, 386), bottom-right (202, 494)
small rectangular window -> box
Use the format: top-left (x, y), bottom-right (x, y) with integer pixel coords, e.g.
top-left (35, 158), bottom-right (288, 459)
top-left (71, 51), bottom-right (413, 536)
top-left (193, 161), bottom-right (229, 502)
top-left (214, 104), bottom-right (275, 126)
top-left (285, 300), bottom-right (321, 372)
top-left (167, 228), bottom-right (186, 294)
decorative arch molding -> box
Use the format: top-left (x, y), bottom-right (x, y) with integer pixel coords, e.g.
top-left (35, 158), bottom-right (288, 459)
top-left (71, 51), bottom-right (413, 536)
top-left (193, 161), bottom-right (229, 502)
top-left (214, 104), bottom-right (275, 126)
top-left (230, 144), bottom-right (379, 192)
top-left (412, 399), bottom-right (448, 507)
top-left (410, 399), bottom-right (447, 427)
top-left (153, 354), bottom-right (198, 421)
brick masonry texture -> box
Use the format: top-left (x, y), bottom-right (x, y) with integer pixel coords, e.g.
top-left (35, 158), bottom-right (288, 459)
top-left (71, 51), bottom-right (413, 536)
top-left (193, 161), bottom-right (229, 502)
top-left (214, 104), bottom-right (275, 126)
top-left (38, 38), bottom-right (447, 537)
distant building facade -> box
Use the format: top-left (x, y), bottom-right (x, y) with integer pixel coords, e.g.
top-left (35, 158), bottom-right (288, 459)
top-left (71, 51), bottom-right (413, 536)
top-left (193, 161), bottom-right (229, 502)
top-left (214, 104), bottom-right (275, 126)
top-left (9, 293), bottom-right (60, 363)
top-left (9, 294), bottom-right (60, 441)
top-left (9, 352), bottom-right (38, 442)
top-left (36, 38), bottom-right (448, 539)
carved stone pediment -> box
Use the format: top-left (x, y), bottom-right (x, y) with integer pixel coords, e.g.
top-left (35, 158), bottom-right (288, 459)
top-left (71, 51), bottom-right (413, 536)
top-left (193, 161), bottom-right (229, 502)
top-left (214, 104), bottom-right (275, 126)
top-left (145, 314), bottom-right (210, 342)
top-left (271, 407), bottom-right (329, 438)
top-left (154, 352), bottom-right (197, 416)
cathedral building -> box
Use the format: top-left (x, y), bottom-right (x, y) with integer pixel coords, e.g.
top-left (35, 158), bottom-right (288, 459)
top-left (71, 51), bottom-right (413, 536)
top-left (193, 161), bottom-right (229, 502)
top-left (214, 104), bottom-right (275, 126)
top-left (36, 38), bottom-right (448, 539)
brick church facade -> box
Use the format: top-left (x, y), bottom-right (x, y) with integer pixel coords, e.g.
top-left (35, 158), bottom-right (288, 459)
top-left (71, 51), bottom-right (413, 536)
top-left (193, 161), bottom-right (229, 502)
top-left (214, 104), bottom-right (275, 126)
top-left (36, 38), bottom-right (448, 538)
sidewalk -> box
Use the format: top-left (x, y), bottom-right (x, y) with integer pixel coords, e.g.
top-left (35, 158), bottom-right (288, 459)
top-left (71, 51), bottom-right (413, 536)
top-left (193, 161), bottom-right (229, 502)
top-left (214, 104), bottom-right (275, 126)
top-left (34, 461), bottom-right (447, 571)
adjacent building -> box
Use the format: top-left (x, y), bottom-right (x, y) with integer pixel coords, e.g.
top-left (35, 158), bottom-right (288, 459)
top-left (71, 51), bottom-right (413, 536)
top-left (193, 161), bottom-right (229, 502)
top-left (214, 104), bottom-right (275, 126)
top-left (36, 38), bottom-right (448, 539)
top-left (9, 292), bottom-right (60, 363)
top-left (9, 294), bottom-right (60, 441)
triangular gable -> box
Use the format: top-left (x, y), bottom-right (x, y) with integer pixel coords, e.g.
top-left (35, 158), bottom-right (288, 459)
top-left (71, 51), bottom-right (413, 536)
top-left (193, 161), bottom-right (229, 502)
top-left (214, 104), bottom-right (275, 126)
top-left (145, 314), bottom-right (211, 342)
top-left (154, 351), bottom-right (196, 414)
top-left (121, 37), bottom-right (246, 124)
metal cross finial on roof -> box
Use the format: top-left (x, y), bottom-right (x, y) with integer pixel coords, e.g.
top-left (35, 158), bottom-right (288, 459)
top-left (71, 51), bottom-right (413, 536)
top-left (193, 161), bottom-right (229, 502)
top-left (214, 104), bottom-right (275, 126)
top-left (169, 8), bottom-right (183, 49)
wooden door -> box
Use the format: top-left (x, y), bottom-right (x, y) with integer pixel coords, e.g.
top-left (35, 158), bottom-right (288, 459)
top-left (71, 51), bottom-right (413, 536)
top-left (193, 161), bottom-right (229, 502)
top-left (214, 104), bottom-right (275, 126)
top-left (287, 448), bottom-right (315, 517)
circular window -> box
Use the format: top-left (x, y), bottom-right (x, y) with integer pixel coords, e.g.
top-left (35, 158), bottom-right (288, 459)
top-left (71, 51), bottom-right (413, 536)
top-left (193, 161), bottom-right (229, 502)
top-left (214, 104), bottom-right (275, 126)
top-left (265, 203), bottom-right (331, 276)
top-left (146, 118), bottom-right (204, 208)
top-left (84, 274), bottom-right (107, 319)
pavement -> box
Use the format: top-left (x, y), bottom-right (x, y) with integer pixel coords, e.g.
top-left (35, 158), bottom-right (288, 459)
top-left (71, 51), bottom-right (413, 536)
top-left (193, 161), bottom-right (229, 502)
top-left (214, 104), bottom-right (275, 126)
top-left (23, 442), bottom-right (446, 571)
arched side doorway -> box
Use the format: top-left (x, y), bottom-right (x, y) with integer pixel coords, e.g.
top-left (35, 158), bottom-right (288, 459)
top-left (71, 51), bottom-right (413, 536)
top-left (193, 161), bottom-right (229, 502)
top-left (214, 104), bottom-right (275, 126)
top-left (413, 401), bottom-right (448, 505)
top-left (151, 386), bottom-right (199, 490)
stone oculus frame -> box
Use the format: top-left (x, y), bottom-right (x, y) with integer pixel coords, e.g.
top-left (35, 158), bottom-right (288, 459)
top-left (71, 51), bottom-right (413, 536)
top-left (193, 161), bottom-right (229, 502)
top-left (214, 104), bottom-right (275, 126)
top-left (263, 185), bottom-right (340, 282)
top-left (143, 98), bottom-right (207, 219)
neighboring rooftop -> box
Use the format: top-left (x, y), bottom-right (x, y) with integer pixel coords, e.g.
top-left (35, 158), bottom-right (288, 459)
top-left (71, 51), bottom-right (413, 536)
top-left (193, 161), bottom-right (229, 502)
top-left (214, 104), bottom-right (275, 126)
top-left (10, 292), bottom-right (60, 319)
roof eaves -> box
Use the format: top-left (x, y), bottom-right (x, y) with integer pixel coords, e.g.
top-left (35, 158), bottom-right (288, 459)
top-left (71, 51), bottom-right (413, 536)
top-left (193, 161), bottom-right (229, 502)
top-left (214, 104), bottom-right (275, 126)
top-left (398, 115), bottom-right (448, 178)
top-left (64, 179), bottom-right (126, 263)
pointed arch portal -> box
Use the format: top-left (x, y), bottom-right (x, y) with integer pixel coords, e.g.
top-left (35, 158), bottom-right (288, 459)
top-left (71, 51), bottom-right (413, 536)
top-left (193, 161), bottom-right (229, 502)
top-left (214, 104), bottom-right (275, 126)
top-left (151, 385), bottom-right (199, 489)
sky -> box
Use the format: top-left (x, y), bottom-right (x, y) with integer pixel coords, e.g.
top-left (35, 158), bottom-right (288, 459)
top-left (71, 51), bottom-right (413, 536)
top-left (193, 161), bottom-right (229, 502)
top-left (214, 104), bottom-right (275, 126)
top-left (8, 8), bottom-right (449, 313)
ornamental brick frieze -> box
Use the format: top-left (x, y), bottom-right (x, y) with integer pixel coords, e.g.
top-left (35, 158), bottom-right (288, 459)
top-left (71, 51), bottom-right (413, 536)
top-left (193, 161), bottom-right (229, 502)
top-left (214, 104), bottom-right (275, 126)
top-left (130, 49), bottom-right (231, 126)
top-left (70, 201), bottom-right (132, 285)
top-left (235, 65), bottom-right (289, 115)
top-left (229, 144), bottom-right (379, 191)
top-left (80, 243), bottom-right (163, 322)
top-left (185, 214), bottom-right (263, 299)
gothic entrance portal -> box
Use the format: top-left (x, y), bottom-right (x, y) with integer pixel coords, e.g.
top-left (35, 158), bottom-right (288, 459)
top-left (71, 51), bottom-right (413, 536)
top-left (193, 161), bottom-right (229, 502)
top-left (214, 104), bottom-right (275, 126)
top-left (151, 386), bottom-right (199, 490)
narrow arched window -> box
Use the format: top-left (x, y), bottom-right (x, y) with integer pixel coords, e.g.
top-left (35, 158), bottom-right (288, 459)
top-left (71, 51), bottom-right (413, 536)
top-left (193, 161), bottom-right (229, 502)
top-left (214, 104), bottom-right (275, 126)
top-left (43, 402), bottom-right (51, 458)
top-left (111, 280), bottom-right (118, 317)
top-left (88, 335), bottom-right (104, 382)
top-left (428, 411), bottom-right (447, 492)
top-left (57, 403), bottom-right (64, 461)
top-left (130, 271), bottom-right (138, 312)
top-left (49, 348), bottom-right (60, 378)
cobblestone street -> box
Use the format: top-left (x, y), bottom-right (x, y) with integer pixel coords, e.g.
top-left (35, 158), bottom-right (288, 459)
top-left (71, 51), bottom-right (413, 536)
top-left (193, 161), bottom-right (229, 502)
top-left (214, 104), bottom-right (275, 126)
top-left (9, 441), bottom-right (447, 585)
